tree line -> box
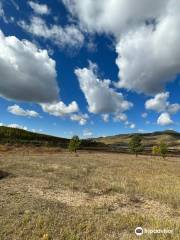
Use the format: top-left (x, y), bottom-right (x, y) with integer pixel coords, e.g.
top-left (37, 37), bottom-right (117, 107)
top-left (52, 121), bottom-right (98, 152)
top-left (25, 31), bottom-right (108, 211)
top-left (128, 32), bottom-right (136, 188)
top-left (128, 134), bottom-right (168, 158)
top-left (69, 134), bottom-right (169, 159)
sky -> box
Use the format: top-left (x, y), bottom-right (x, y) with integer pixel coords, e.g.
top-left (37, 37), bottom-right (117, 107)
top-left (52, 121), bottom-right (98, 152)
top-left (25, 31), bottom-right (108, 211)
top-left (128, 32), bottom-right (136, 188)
top-left (0, 0), bottom-right (180, 138)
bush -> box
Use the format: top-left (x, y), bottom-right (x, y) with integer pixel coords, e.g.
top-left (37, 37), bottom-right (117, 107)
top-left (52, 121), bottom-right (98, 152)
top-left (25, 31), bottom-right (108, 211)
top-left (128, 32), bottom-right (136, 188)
top-left (152, 142), bottom-right (168, 159)
top-left (152, 145), bottom-right (160, 155)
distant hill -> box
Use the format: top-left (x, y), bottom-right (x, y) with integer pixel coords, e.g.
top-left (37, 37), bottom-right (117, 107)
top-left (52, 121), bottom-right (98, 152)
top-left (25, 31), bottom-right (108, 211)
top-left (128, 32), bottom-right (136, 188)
top-left (0, 126), bottom-right (105, 149)
top-left (0, 126), bottom-right (69, 147)
top-left (0, 126), bottom-right (180, 154)
top-left (95, 130), bottom-right (180, 154)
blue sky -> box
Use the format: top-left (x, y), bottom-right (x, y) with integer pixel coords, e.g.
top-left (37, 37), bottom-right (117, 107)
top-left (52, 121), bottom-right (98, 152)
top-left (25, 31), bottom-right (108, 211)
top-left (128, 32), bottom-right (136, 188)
top-left (0, 0), bottom-right (180, 138)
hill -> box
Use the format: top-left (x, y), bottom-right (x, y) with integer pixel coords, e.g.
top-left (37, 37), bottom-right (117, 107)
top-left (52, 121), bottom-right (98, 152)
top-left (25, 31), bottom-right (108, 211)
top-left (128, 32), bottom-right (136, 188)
top-left (0, 126), bottom-right (180, 154)
top-left (95, 130), bottom-right (180, 155)
top-left (0, 126), bottom-right (69, 147)
top-left (0, 126), bottom-right (105, 149)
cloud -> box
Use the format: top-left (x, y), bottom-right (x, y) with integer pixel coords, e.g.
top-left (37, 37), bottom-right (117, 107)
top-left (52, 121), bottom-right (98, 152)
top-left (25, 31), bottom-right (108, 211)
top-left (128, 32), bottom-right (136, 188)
top-left (113, 113), bottom-right (127, 122)
top-left (75, 62), bottom-right (133, 114)
top-left (28, 1), bottom-right (50, 15)
top-left (64, 0), bottom-right (180, 95)
top-left (145, 92), bottom-right (180, 114)
top-left (83, 129), bottom-right (93, 138)
top-left (10, 0), bottom-right (20, 11)
top-left (19, 16), bottom-right (84, 49)
top-left (0, 2), bottom-right (8, 23)
top-left (41, 101), bottom-right (79, 117)
top-left (124, 121), bottom-right (136, 129)
top-left (0, 30), bottom-right (59, 103)
top-left (157, 112), bottom-right (173, 126)
top-left (62, 0), bottom-right (168, 36)
top-left (101, 114), bottom-right (109, 122)
top-left (167, 104), bottom-right (180, 115)
top-left (70, 113), bottom-right (89, 125)
top-left (8, 123), bottom-right (28, 130)
top-left (142, 113), bottom-right (148, 118)
top-left (0, 122), bottom-right (28, 130)
top-left (7, 104), bottom-right (40, 118)
top-left (138, 129), bottom-right (145, 133)
top-left (129, 123), bottom-right (136, 129)
top-left (145, 92), bottom-right (169, 113)
top-left (116, 23), bottom-right (180, 94)
top-left (115, 1), bottom-right (180, 95)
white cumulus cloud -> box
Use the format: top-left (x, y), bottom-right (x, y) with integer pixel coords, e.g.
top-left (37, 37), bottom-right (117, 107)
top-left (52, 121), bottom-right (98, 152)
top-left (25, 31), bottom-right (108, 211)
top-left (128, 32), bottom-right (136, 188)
top-left (101, 114), bottom-right (109, 122)
top-left (167, 104), bottom-right (180, 115)
top-left (41, 101), bottom-right (79, 117)
top-left (62, 0), bottom-right (168, 36)
top-left (7, 104), bottom-right (40, 118)
top-left (70, 113), bottom-right (89, 125)
top-left (19, 16), bottom-right (84, 49)
top-left (83, 129), bottom-right (93, 138)
top-left (0, 30), bottom-right (59, 103)
top-left (64, 0), bottom-right (180, 95)
top-left (129, 123), bottom-right (136, 129)
top-left (157, 112), bottom-right (173, 126)
top-left (75, 62), bottom-right (133, 114)
top-left (145, 92), bottom-right (180, 114)
top-left (28, 1), bottom-right (50, 15)
top-left (142, 113), bottom-right (148, 118)
top-left (145, 92), bottom-right (169, 113)
top-left (113, 113), bottom-right (127, 122)
top-left (0, 122), bottom-right (28, 130)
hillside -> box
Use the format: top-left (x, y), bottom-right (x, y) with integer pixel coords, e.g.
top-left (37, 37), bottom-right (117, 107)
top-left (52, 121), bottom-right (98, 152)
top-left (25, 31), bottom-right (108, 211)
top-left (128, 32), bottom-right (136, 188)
top-left (1, 126), bottom-right (180, 154)
top-left (0, 126), bottom-right (105, 149)
top-left (0, 126), bottom-right (69, 147)
top-left (96, 130), bottom-right (180, 154)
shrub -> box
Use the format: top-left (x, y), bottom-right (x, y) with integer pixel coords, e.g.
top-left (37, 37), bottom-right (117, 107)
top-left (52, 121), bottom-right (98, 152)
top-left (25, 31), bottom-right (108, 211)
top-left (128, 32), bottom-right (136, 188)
top-left (152, 145), bottom-right (160, 156)
top-left (152, 142), bottom-right (168, 159)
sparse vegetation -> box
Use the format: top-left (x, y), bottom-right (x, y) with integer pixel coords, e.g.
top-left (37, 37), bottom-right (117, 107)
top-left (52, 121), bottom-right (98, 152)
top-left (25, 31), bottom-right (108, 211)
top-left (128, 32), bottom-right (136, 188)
top-left (152, 142), bottom-right (168, 159)
top-left (128, 134), bottom-right (144, 157)
top-left (0, 149), bottom-right (179, 239)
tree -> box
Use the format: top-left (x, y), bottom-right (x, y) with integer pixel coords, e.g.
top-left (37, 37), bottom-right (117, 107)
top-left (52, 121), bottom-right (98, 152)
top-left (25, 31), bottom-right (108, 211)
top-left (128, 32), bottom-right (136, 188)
top-left (68, 136), bottom-right (81, 153)
top-left (152, 142), bottom-right (168, 159)
top-left (159, 141), bottom-right (168, 159)
top-left (128, 135), bottom-right (144, 157)
top-left (152, 145), bottom-right (160, 156)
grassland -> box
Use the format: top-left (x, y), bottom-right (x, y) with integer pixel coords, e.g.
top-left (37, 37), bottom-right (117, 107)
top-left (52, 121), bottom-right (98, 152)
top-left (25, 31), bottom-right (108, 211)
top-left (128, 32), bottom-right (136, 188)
top-left (0, 148), bottom-right (180, 240)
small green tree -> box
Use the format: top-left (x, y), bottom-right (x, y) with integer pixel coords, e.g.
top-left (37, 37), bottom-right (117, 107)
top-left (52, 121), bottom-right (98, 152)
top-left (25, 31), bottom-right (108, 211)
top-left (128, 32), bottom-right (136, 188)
top-left (128, 135), bottom-right (144, 157)
top-left (152, 145), bottom-right (160, 156)
top-left (68, 135), bottom-right (81, 153)
top-left (159, 141), bottom-right (168, 159)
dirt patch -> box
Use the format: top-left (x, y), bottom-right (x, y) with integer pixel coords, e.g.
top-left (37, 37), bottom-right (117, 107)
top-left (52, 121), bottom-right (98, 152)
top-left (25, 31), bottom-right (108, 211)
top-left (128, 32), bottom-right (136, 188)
top-left (29, 186), bottom-right (127, 208)
top-left (28, 183), bottom-right (178, 220)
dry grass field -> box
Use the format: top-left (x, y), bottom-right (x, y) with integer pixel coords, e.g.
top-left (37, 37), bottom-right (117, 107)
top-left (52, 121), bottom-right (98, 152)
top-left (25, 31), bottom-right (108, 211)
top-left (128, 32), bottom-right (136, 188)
top-left (0, 149), bottom-right (180, 239)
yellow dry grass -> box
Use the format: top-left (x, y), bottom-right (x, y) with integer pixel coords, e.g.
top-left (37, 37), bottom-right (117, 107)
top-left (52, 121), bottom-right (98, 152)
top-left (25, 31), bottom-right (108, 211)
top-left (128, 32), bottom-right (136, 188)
top-left (0, 150), bottom-right (179, 239)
